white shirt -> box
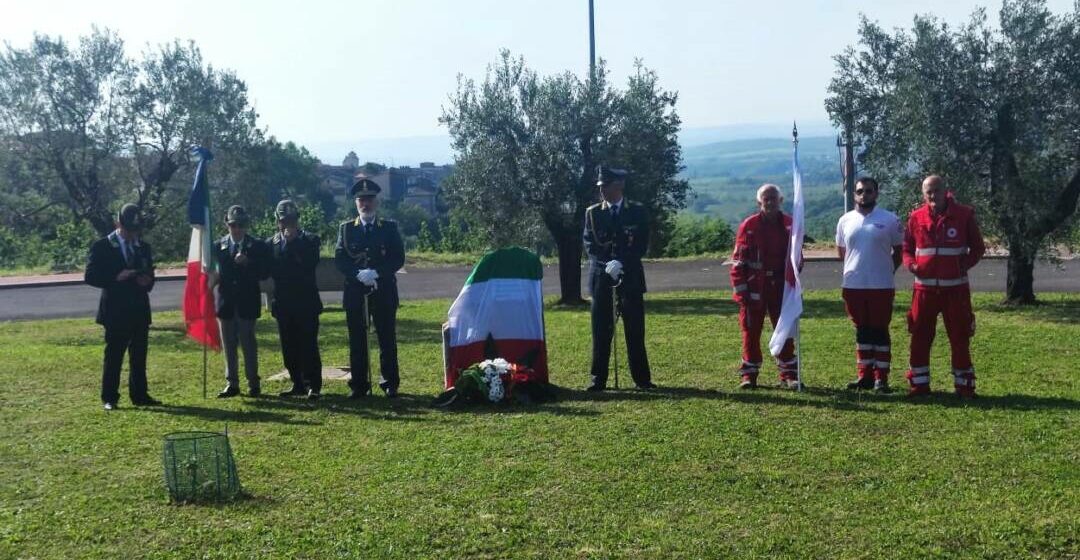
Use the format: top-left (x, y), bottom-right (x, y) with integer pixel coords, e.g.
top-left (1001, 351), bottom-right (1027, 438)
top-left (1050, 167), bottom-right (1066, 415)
top-left (835, 207), bottom-right (903, 289)
top-left (114, 230), bottom-right (137, 264)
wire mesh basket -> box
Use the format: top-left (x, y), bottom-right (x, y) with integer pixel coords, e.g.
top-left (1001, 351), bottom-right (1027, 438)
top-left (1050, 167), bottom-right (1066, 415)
top-left (162, 431), bottom-right (240, 503)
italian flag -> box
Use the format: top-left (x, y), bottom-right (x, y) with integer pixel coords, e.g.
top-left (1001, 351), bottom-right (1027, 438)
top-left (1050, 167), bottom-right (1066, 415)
top-left (182, 147), bottom-right (221, 350)
top-left (443, 247), bottom-right (548, 388)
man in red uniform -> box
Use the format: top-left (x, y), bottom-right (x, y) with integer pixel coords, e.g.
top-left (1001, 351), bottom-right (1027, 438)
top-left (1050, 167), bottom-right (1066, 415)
top-left (902, 175), bottom-right (986, 398)
top-left (730, 184), bottom-right (799, 389)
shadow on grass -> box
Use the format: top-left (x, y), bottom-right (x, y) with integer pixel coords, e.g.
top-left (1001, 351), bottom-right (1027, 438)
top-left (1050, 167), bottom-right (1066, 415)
top-left (144, 402), bottom-right (320, 426)
top-left (644, 297), bottom-right (854, 319)
top-left (168, 488), bottom-right (278, 509)
top-left (561, 384), bottom-right (884, 413)
top-left (247, 392), bottom-right (436, 422)
top-left (804, 386), bottom-right (1080, 412)
top-left (979, 298), bottom-right (1080, 325)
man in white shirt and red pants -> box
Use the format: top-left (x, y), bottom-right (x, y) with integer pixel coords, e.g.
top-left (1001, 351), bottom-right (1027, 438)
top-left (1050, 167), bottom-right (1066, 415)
top-left (836, 177), bottom-right (904, 393)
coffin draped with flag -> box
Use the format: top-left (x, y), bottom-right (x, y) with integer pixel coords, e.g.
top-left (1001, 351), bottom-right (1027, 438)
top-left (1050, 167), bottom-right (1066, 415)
top-left (182, 147), bottom-right (221, 350)
top-left (442, 247), bottom-right (548, 388)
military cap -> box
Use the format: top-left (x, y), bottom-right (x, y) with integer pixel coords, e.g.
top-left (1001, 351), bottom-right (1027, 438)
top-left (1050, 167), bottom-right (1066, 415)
top-left (275, 199), bottom-right (300, 220)
top-left (225, 205), bottom-right (250, 226)
top-left (117, 203), bottom-right (143, 231)
top-left (350, 178), bottom-right (381, 198)
top-left (596, 165), bottom-right (628, 186)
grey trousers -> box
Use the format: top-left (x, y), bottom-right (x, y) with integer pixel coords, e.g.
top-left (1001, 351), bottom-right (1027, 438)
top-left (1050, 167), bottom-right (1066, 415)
top-left (219, 317), bottom-right (259, 389)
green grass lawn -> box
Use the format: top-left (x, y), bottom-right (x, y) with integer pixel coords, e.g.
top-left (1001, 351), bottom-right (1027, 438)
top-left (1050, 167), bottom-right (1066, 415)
top-left (1, 291), bottom-right (1077, 559)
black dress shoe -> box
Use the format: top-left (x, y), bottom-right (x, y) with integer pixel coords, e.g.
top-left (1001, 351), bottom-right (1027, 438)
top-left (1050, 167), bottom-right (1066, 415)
top-left (217, 385), bottom-right (240, 398)
top-left (384, 387), bottom-right (399, 399)
top-left (103, 402), bottom-right (116, 411)
top-left (279, 386), bottom-right (307, 397)
top-left (347, 387), bottom-right (371, 399)
top-left (248, 386), bottom-right (262, 398)
top-left (636, 381), bottom-right (658, 390)
top-left (307, 390), bottom-right (321, 401)
top-left (585, 383), bottom-right (606, 392)
top-left (131, 396), bottom-right (162, 406)
top-left (847, 377), bottom-right (874, 391)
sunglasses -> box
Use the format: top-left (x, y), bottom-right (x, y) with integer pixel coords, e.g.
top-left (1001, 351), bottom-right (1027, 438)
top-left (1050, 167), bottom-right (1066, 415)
top-left (854, 188), bottom-right (876, 195)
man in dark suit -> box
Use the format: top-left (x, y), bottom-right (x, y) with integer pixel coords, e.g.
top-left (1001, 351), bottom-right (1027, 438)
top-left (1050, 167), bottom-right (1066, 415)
top-left (583, 166), bottom-right (656, 392)
top-left (335, 179), bottom-right (405, 398)
top-left (267, 199), bottom-right (324, 400)
top-left (84, 203), bottom-right (160, 410)
top-left (214, 205), bottom-right (272, 398)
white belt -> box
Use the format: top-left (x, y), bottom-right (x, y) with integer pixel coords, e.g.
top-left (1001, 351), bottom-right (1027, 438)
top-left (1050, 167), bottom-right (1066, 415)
top-left (915, 247), bottom-right (968, 256)
top-left (915, 276), bottom-right (968, 287)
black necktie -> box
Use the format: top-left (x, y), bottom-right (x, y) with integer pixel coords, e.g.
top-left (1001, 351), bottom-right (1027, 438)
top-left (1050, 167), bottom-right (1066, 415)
top-left (365, 223), bottom-right (373, 235)
top-left (123, 243), bottom-right (133, 266)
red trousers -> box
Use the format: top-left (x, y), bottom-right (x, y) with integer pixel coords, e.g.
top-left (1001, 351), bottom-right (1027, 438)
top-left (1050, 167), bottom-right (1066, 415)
top-left (906, 287), bottom-right (976, 391)
top-left (842, 288), bottom-right (894, 381)
top-left (738, 276), bottom-right (797, 380)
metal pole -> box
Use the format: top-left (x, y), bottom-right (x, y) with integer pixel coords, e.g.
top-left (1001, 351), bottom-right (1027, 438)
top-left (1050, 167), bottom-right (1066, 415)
top-left (589, 0), bottom-right (596, 80)
top-left (363, 291), bottom-right (372, 392)
top-left (841, 126), bottom-right (856, 213)
top-left (200, 231), bottom-right (207, 400)
top-left (611, 276), bottom-right (621, 390)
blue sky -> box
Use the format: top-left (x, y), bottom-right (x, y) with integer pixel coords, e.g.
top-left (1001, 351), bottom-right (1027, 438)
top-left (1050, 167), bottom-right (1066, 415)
top-left (3, 0), bottom-right (1076, 162)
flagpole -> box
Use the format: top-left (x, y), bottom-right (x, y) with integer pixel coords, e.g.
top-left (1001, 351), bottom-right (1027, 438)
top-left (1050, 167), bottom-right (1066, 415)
top-left (793, 122), bottom-right (803, 393)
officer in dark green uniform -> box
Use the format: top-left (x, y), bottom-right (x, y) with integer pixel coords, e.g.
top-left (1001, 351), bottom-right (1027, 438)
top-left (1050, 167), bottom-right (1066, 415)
top-left (267, 199), bottom-right (324, 400)
top-left (583, 166), bottom-right (656, 392)
top-left (335, 179), bottom-right (405, 398)
top-left (85, 203), bottom-right (160, 410)
top-left (214, 205), bottom-right (272, 398)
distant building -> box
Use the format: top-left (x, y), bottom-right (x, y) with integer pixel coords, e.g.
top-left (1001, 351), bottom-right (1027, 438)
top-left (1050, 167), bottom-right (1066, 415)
top-left (316, 153), bottom-right (451, 216)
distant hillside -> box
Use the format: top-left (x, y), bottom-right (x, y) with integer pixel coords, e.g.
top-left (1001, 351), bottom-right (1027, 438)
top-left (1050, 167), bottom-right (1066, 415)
top-left (680, 135), bottom-right (847, 240)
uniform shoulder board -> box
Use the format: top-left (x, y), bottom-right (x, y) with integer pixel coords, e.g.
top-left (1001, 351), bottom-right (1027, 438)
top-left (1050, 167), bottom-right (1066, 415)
top-left (586, 202), bottom-right (602, 212)
top-left (339, 219), bottom-right (353, 228)
top-left (271, 233), bottom-right (282, 244)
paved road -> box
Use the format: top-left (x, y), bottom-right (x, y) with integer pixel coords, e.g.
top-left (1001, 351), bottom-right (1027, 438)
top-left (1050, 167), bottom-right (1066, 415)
top-left (1, 258), bottom-right (1077, 321)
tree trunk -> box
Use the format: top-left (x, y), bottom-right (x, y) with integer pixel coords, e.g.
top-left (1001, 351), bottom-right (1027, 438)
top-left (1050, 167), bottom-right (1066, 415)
top-left (1003, 236), bottom-right (1038, 305)
top-left (553, 226), bottom-right (585, 305)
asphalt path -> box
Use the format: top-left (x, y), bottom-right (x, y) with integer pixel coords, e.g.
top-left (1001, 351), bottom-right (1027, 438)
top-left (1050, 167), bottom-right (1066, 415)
top-left (1, 258), bottom-right (1078, 321)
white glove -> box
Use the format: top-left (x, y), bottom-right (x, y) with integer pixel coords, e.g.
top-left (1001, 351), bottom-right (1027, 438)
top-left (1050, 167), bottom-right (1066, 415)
top-left (355, 268), bottom-right (380, 287)
top-left (604, 260), bottom-right (623, 280)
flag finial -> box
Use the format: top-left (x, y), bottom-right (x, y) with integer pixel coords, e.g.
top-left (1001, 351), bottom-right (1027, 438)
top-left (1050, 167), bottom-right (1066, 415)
top-left (792, 122), bottom-right (799, 144)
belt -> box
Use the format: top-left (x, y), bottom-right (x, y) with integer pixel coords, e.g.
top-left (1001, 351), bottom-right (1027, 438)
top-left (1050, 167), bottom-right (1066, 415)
top-left (914, 276), bottom-right (968, 287)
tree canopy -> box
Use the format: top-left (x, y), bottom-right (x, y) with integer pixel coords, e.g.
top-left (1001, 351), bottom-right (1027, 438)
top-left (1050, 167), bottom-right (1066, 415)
top-left (441, 51), bottom-right (688, 302)
top-left (826, 0), bottom-right (1080, 303)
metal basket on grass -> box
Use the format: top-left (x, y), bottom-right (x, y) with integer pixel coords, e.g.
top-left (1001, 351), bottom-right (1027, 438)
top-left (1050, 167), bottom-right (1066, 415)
top-left (162, 431), bottom-right (240, 503)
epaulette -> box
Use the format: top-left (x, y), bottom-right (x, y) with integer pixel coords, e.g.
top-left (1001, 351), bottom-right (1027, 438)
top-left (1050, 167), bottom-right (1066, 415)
top-left (586, 202), bottom-right (602, 212)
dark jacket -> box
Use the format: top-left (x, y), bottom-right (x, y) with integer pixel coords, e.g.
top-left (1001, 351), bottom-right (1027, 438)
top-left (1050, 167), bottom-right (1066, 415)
top-left (334, 217), bottom-right (405, 310)
top-left (583, 200), bottom-right (650, 295)
top-left (266, 230), bottom-right (323, 317)
top-left (84, 231), bottom-right (155, 328)
top-left (214, 234), bottom-right (272, 320)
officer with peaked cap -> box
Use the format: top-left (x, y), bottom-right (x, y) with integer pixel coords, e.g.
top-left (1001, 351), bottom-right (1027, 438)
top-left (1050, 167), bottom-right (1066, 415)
top-left (84, 203), bottom-right (160, 410)
top-left (583, 166), bottom-right (656, 391)
top-left (267, 199), bottom-right (324, 400)
top-left (335, 178), bottom-right (405, 398)
top-left (215, 205), bottom-right (273, 398)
